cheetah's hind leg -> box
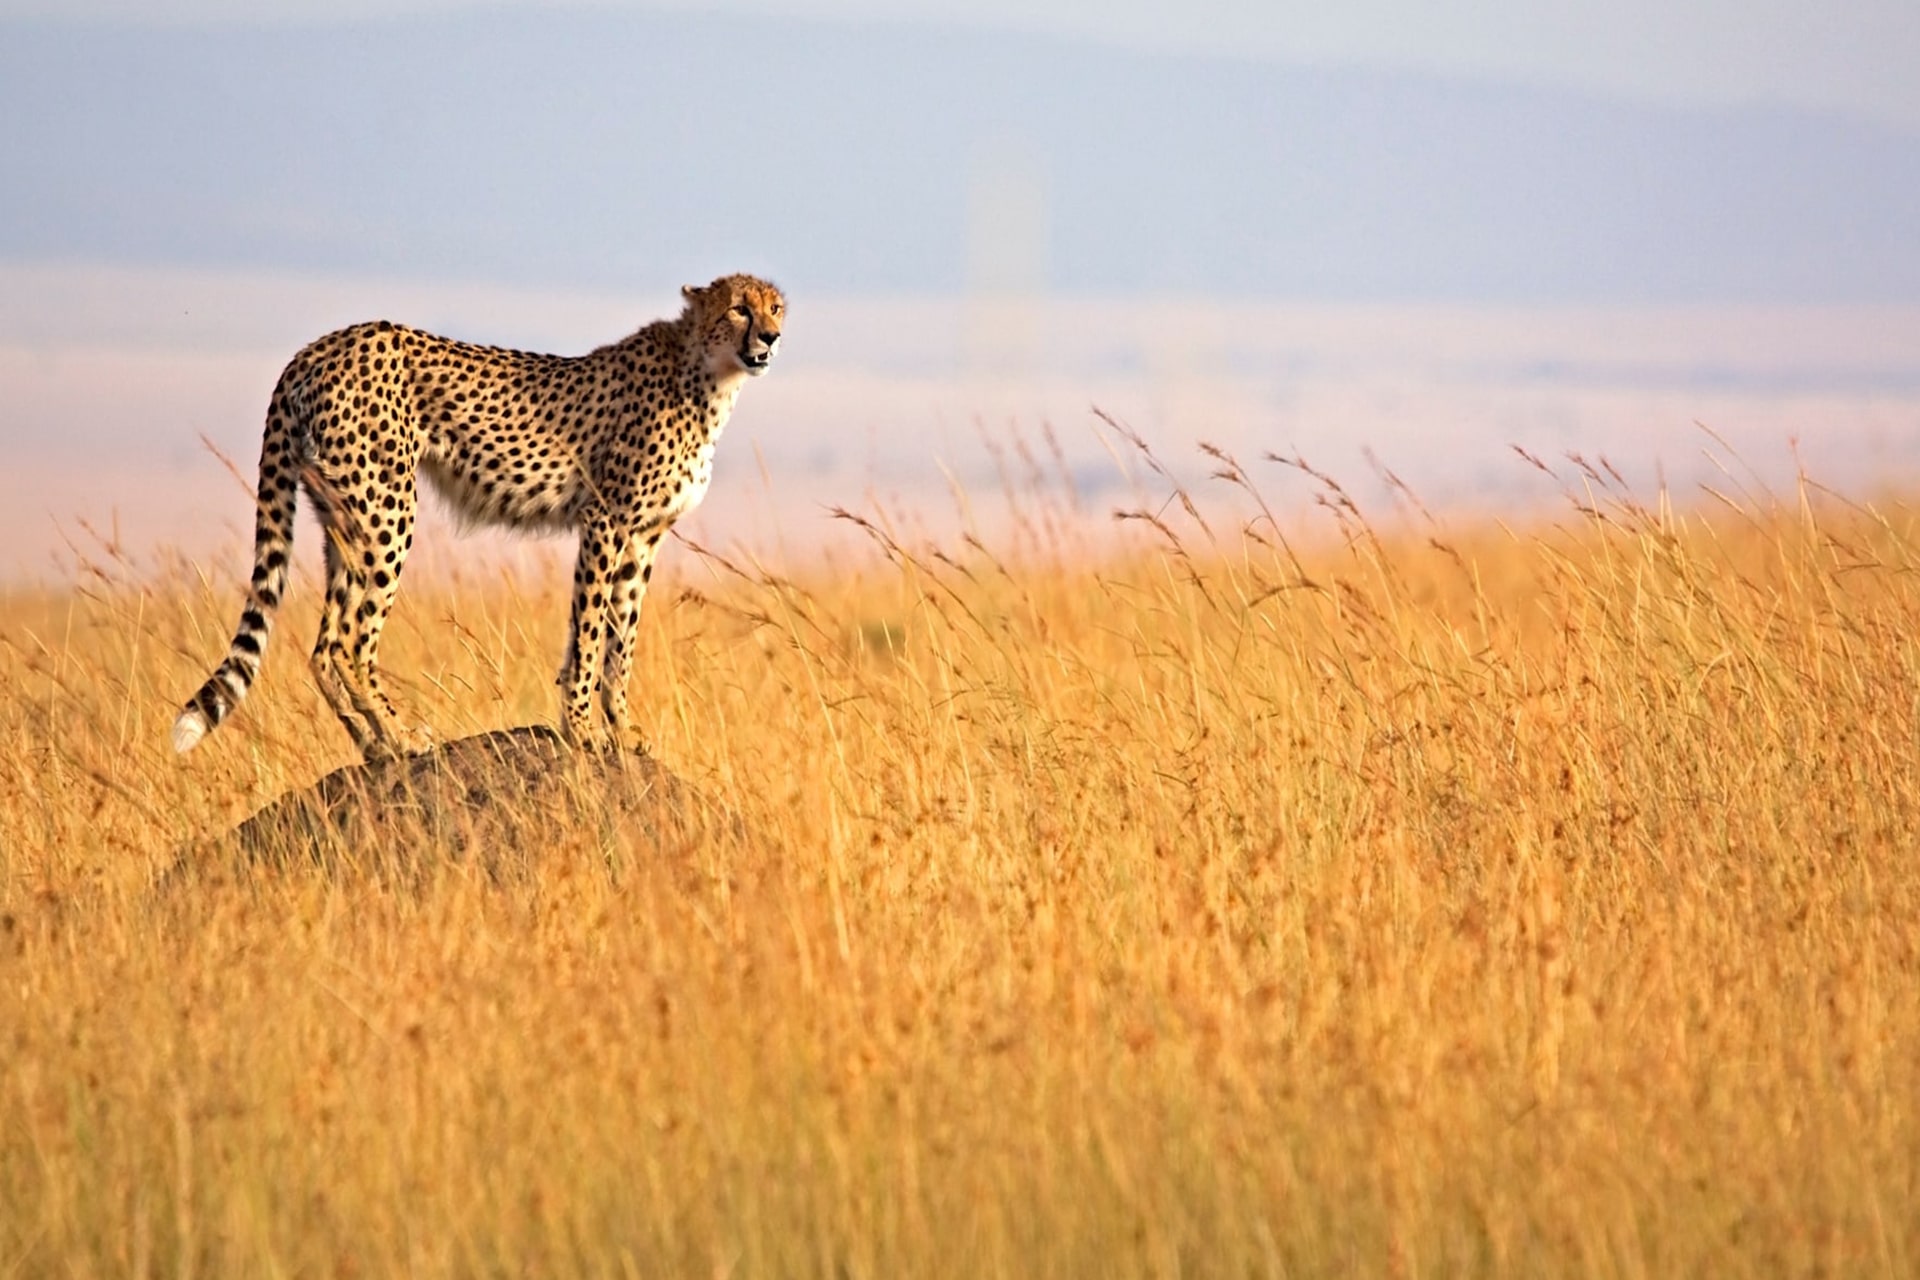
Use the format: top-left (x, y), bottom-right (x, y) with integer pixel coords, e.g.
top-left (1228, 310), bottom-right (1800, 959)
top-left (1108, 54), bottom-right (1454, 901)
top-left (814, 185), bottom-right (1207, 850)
top-left (309, 530), bottom-right (385, 757)
top-left (344, 481), bottom-right (435, 758)
top-left (304, 463), bottom-right (435, 760)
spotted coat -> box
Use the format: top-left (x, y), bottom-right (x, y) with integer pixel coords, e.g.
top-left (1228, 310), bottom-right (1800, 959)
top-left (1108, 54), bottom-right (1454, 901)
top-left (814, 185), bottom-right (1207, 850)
top-left (172, 273), bottom-right (784, 758)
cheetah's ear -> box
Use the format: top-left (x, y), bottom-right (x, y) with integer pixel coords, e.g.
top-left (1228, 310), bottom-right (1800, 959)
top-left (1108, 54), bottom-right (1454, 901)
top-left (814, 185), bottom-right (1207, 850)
top-left (681, 283), bottom-right (703, 303)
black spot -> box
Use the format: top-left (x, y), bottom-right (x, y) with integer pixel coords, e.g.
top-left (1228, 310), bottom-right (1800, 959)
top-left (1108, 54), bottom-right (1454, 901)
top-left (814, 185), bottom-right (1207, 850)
top-left (192, 685), bottom-right (227, 724)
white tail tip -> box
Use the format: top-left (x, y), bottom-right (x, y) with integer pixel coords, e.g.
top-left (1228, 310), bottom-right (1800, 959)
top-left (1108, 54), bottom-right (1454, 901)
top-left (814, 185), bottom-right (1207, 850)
top-left (171, 709), bottom-right (208, 755)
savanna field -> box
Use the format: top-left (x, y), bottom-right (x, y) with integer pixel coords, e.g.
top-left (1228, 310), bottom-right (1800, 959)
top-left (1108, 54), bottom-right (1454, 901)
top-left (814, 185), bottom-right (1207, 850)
top-left (3, 437), bottom-right (1919, 1277)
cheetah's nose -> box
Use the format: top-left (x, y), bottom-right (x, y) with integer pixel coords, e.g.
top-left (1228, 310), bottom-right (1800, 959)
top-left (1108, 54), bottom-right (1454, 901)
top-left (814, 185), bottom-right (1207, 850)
top-left (760, 331), bottom-right (780, 346)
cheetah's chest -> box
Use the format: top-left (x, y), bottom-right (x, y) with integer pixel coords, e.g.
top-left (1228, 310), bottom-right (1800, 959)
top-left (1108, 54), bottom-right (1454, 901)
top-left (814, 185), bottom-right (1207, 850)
top-left (639, 386), bottom-right (738, 524)
top-left (664, 444), bottom-right (716, 516)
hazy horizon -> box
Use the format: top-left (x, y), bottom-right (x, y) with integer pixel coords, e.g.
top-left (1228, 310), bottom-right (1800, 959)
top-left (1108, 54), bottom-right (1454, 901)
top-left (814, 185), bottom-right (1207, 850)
top-left (7, 260), bottom-right (1919, 584)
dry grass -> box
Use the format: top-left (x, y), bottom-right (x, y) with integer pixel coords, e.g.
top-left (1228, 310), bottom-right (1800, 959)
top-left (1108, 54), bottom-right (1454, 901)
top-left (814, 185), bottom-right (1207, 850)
top-left (4, 435), bottom-right (1919, 1277)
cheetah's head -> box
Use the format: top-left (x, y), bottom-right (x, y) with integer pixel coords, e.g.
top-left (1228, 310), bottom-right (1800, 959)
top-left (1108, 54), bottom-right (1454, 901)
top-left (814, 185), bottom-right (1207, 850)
top-left (684, 274), bottom-right (785, 380)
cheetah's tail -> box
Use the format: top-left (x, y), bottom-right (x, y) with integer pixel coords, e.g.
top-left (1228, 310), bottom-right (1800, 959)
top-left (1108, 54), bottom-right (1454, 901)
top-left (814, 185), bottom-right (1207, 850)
top-left (172, 383), bottom-right (304, 754)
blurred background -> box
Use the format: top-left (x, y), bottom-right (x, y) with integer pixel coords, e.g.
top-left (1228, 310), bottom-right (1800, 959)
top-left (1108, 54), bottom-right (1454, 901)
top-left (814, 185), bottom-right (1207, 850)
top-left (4, 0), bottom-right (1920, 576)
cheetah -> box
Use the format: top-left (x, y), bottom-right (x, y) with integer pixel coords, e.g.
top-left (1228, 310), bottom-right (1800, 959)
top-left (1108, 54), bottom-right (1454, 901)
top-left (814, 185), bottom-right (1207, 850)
top-left (171, 273), bottom-right (785, 759)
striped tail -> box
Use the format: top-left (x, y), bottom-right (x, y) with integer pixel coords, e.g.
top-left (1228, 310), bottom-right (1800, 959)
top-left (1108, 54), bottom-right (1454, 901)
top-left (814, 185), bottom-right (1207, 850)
top-left (172, 385), bottom-right (303, 754)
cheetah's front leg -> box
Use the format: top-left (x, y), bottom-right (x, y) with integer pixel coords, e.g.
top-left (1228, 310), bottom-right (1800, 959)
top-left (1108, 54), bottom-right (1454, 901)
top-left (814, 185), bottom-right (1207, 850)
top-left (559, 515), bottom-right (619, 750)
top-left (601, 528), bottom-right (665, 752)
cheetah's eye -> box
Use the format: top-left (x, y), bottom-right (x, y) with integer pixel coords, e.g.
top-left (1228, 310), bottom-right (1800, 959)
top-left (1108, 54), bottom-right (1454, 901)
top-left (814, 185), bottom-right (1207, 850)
top-left (731, 305), bottom-right (750, 319)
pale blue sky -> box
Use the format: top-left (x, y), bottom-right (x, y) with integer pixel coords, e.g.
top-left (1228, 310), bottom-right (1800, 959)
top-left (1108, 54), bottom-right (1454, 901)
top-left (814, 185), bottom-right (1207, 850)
top-left (10, 0), bottom-right (1919, 131)
top-left (5, 0), bottom-right (1918, 302)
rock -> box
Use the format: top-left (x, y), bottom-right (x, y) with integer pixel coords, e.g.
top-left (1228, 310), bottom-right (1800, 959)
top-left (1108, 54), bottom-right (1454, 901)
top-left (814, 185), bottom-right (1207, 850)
top-left (165, 726), bottom-right (747, 886)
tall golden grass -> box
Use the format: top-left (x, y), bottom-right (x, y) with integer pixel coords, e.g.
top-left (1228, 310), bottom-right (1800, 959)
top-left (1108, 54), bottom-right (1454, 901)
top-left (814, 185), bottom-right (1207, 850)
top-left (3, 432), bottom-right (1918, 1276)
